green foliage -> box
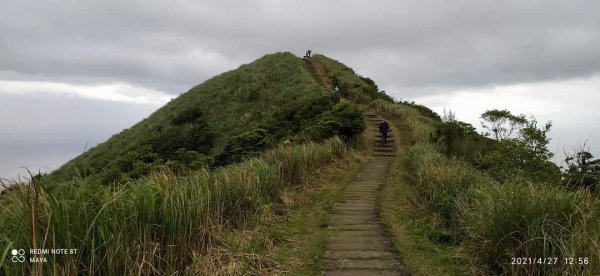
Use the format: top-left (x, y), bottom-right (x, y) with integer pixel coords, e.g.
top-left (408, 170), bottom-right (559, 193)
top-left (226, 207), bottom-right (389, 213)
top-left (457, 181), bottom-right (600, 275)
top-left (398, 100), bottom-right (442, 121)
top-left (408, 142), bottom-right (493, 239)
top-left (369, 99), bottom-right (437, 144)
top-left (433, 120), bottom-right (496, 164)
top-left (563, 149), bottom-right (600, 190)
top-left (0, 138), bottom-right (349, 275)
top-left (311, 55), bottom-right (395, 103)
top-left (379, 99), bottom-right (600, 275)
top-left (171, 106), bottom-right (204, 125)
top-left (52, 52), bottom-right (327, 181)
top-left (307, 99), bottom-right (366, 142)
top-left (480, 115), bottom-right (560, 183)
top-left (406, 140), bottom-right (600, 275)
top-left (150, 123), bottom-right (215, 158)
top-left (267, 95), bottom-right (339, 139)
top-left (480, 109), bottom-right (527, 141)
top-left (218, 128), bottom-right (274, 164)
top-left (217, 97), bottom-right (365, 165)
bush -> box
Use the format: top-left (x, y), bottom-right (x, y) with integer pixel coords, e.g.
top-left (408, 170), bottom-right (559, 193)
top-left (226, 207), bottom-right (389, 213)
top-left (150, 123), bottom-right (215, 158)
top-left (308, 100), bottom-right (365, 142)
top-left (433, 121), bottom-right (497, 164)
top-left (171, 106), bottom-right (205, 125)
top-left (267, 95), bottom-right (338, 139)
top-left (215, 96), bottom-right (364, 166)
top-left (217, 128), bottom-right (274, 164)
top-left (457, 181), bottom-right (600, 275)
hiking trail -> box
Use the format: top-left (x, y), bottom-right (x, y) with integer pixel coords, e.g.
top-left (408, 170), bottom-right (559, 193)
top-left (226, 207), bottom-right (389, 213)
top-left (305, 57), bottom-right (334, 92)
top-left (321, 112), bottom-right (409, 276)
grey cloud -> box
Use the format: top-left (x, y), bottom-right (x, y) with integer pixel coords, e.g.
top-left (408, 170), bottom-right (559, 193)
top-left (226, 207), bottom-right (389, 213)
top-left (2, 0), bottom-right (600, 96)
top-left (0, 93), bottom-right (159, 178)
top-left (1, 0), bottom-right (600, 178)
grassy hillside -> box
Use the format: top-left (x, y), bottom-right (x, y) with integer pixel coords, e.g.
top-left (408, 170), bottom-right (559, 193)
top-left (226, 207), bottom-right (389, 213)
top-left (367, 97), bottom-right (600, 275)
top-left (311, 55), bottom-right (599, 275)
top-left (3, 52), bottom-right (597, 275)
top-left (52, 52), bottom-right (362, 183)
top-left (0, 52), bottom-right (376, 275)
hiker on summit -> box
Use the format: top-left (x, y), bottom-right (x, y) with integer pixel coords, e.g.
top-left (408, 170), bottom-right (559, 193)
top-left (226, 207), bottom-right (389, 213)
top-left (378, 120), bottom-right (390, 145)
top-left (305, 49), bottom-right (312, 58)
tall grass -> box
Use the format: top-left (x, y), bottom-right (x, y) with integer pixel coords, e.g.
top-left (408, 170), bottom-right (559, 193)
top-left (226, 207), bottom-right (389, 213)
top-left (369, 99), bottom-right (436, 144)
top-left (406, 140), bottom-right (600, 275)
top-left (458, 181), bottom-right (600, 275)
top-left (0, 138), bottom-right (349, 275)
top-left (370, 96), bottom-right (600, 274)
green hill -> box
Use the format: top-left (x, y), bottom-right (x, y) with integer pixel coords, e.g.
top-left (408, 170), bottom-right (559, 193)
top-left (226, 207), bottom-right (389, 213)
top-left (53, 52), bottom-right (365, 182)
top-left (3, 52), bottom-right (598, 275)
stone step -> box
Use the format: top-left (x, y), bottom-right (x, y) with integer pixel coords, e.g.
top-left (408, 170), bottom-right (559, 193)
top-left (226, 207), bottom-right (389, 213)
top-left (334, 201), bottom-right (377, 205)
top-left (322, 147), bottom-right (405, 275)
top-left (333, 204), bottom-right (377, 210)
top-left (329, 236), bottom-right (389, 244)
top-left (332, 205), bottom-right (377, 211)
top-left (341, 193), bottom-right (377, 197)
top-left (327, 241), bottom-right (391, 251)
top-left (328, 224), bottom-right (382, 231)
top-left (330, 216), bottom-right (377, 225)
top-left (324, 250), bottom-right (396, 260)
top-left (373, 144), bottom-right (394, 147)
top-left (337, 200), bottom-right (377, 205)
top-left (340, 197), bottom-right (377, 201)
top-left (331, 211), bottom-right (376, 217)
top-left (329, 230), bottom-right (383, 237)
top-left (322, 270), bottom-right (404, 276)
top-left (341, 192), bottom-right (377, 195)
top-left (373, 148), bottom-right (395, 152)
top-left (324, 259), bottom-right (401, 270)
top-left (341, 191), bottom-right (378, 195)
top-left (345, 187), bottom-right (379, 191)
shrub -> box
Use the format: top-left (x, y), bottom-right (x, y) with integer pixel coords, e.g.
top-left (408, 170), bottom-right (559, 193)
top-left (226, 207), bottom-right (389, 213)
top-left (171, 106), bottom-right (205, 125)
top-left (150, 123), bottom-right (215, 158)
top-left (457, 181), bottom-right (600, 275)
top-left (307, 100), bottom-right (365, 142)
top-left (433, 120), bottom-right (497, 164)
top-left (217, 128), bottom-right (274, 164)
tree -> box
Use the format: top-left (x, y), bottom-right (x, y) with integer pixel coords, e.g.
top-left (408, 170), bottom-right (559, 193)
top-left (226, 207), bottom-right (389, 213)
top-left (480, 109), bottom-right (527, 141)
top-left (480, 114), bottom-right (559, 183)
top-left (563, 144), bottom-right (600, 190)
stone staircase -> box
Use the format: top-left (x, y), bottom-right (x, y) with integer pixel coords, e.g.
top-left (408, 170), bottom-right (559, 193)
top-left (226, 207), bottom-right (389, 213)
top-left (321, 112), bottom-right (409, 276)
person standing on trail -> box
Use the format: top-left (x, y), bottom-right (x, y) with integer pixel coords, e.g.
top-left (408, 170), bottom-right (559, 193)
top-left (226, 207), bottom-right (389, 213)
top-left (334, 84), bottom-right (340, 94)
top-left (306, 49), bottom-right (312, 58)
top-left (378, 120), bottom-right (390, 145)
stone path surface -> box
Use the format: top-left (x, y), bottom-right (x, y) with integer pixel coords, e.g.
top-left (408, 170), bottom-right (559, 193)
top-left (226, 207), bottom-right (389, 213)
top-left (321, 112), bottom-right (409, 276)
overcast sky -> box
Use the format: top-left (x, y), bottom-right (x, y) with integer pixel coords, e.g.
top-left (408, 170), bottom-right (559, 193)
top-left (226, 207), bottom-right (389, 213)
top-left (1, 0), bottom-right (599, 180)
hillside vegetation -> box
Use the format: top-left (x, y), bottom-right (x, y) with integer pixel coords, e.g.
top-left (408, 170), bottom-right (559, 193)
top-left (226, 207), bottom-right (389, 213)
top-left (365, 98), bottom-right (600, 275)
top-left (52, 52), bottom-right (366, 183)
top-left (1, 52), bottom-right (598, 275)
top-left (0, 52), bottom-right (377, 275)
top-left (313, 55), bottom-right (599, 275)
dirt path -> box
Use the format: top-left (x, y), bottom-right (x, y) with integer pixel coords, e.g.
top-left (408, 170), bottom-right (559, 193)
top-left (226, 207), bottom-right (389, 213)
top-left (321, 112), bottom-right (409, 276)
